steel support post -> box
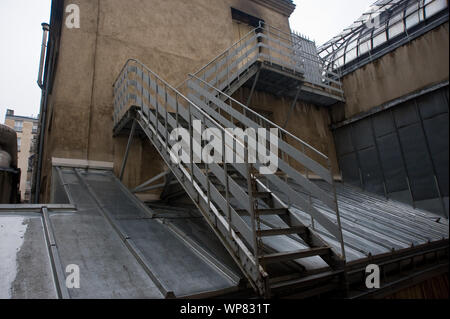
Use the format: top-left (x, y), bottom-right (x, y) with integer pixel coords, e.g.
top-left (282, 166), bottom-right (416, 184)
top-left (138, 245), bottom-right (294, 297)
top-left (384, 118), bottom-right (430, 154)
top-left (119, 120), bottom-right (137, 181)
top-left (246, 67), bottom-right (261, 107)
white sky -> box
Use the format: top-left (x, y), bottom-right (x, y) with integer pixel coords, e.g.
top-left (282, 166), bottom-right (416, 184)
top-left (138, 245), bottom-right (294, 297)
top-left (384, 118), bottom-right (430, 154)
top-left (0, 0), bottom-right (51, 123)
top-left (0, 0), bottom-right (374, 124)
top-left (290, 0), bottom-right (375, 45)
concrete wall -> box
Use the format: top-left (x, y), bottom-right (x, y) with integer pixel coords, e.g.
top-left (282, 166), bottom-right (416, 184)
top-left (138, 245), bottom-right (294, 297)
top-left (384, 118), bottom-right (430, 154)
top-left (40, 0), bottom-right (339, 201)
top-left (332, 22), bottom-right (449, 124)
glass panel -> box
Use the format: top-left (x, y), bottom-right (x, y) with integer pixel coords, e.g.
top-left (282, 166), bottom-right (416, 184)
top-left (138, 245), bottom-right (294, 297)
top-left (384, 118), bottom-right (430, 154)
top-left (373, 31), bottom-right (387, 48)
top-left (335, 48), bottom-right (345, 61)
top-left (425, 0), bottom-right (448, 17)
top-left (405, 1), bottom-right (420, 16)
top-left (359, 40), bottom-right (371, 55)
top-left (389, 11), bottom-right (404, 25)
top-left (389, 21), bottom-right (405, 39)
top-left (405, 12), bottom-right (420, 29)
top-left (335, 56), bottom-right (345, 68)
top-left (345, 48), bottom-right (357, 63)
top-left (347, 38), bottom-right (358, 50)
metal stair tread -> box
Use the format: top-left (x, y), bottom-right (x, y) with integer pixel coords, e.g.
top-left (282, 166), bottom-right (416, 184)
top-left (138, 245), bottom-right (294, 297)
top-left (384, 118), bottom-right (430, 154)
top-left (259, 247), bottom-right (331, 264)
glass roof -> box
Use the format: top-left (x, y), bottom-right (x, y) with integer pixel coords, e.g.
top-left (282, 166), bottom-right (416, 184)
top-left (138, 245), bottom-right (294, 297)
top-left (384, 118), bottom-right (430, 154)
top-left (318, 0), bottom-right (448, 73)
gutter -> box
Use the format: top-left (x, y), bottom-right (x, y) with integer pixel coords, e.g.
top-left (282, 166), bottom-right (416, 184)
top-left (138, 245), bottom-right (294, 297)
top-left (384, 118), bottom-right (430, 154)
top-left (34, 0), bottom-right (64, 203)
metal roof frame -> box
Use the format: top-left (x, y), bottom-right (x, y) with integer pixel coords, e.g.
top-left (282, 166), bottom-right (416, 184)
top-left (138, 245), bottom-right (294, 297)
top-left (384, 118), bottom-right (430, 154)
top-left (318, 0), bottom-right (449, 75)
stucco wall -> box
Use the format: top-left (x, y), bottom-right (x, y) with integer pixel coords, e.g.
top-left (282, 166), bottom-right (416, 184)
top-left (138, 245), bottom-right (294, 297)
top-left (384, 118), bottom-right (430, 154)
top-left (332, 22), bottom-right (449, 124)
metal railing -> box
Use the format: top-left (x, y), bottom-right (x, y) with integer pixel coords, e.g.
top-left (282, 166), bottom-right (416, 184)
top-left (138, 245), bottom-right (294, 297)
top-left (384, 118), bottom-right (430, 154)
top-left (114, 59), bottom-right (270, 295)
top-left (177, 22), bottom-right (344, 98)
top-left (185, 74), bottom-right (346, 260)
top-left (112, 23), bottom-right (348, 295)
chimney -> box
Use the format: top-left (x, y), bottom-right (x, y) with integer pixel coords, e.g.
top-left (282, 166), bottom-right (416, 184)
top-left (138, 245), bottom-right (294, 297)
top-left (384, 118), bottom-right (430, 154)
top-left (6, 109), bottom-right (14, 116)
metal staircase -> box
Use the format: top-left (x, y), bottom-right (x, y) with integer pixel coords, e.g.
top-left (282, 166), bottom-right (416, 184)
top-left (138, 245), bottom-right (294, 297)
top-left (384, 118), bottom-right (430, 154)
top-left (113, 23), bottom-right (346, 297)
top-left (178, 22), bottom-right (344, 105)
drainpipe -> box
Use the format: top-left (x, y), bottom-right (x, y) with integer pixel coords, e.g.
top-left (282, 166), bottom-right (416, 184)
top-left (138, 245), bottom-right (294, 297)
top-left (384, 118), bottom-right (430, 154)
top-left (34, 22), bottom-right (50, 203)
top-left (37, 23), bottom-right (50, 89)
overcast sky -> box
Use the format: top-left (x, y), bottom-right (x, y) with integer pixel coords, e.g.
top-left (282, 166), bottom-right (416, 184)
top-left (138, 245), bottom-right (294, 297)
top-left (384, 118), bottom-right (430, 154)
top-left (0, 0), bottom-right (374, 124)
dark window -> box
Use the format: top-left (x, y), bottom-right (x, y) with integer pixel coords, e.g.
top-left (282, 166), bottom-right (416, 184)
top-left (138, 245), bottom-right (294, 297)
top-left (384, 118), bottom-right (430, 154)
top-left (231, 8), bottom-right (264, 27)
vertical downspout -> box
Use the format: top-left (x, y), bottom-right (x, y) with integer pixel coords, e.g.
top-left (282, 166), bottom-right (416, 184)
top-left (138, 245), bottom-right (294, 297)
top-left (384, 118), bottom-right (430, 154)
top-left (34, 22), bottom-right (51, 203)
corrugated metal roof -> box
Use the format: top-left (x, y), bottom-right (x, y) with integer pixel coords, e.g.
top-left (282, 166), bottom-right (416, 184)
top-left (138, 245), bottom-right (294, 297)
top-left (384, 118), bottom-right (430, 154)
top-left (0, 168), bottom-right (447, 298)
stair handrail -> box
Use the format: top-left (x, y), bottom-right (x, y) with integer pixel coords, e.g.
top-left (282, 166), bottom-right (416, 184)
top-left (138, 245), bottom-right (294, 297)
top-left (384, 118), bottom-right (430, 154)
top-left (187, 73), bottom-right (346, 257)
top-left (259, 21), bottom-right (344, 93)
top-left (114, 58), bottom-right (273, 294)
top-left (175, 27), bottom-right (260, 90)
top-left (114, 59), bottom-right (249, 153)
top-left (187, 73), bottom-right (328, 161)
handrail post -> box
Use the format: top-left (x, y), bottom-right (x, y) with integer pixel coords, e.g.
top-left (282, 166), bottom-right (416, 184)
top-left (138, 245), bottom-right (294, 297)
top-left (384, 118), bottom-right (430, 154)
top-left (164, 84), bottom-right (169, 144)
top-left (303, 144), bottom-right (315, 230)
top-left (245, 144), bottom-right (260, 264)
top-left (188, 103), bottom-right (195, 185)
top-left (222, 130), bottom-right (232, 235)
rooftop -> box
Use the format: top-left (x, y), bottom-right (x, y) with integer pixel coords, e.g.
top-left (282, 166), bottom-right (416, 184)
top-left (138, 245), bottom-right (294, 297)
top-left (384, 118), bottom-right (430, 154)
top-left (1, 168), bottom-right (447, 298)
top-left (5, 109), bottom-right (39, 122)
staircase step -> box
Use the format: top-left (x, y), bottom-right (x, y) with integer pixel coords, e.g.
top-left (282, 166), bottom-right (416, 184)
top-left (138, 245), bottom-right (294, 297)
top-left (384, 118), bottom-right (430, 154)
top-left (260, 247), bottom-right (331, 264)
top-left (218, 190), bottom-right (272, 199)
top-left (236, 208), bottom-right (289, 216)
top-left (256, 226), bottom-right (306, 237)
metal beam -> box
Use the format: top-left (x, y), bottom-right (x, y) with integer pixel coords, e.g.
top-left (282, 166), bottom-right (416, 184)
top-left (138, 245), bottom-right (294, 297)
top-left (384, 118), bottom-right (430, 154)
top-left (132, 170), bottom-right (170, 193)
top-left (246, 67), bottom-right (261, 106)
top-left (283, 83), bottom-right (302, 129)
top-left (41, 207), bottom-right (71, 299)
top-left (119, 120), bottom-right (137, 181)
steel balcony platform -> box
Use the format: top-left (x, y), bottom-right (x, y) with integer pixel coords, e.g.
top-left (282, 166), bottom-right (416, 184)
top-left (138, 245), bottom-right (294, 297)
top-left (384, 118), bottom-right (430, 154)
top-left (239, 61), bottom-right (345, 107)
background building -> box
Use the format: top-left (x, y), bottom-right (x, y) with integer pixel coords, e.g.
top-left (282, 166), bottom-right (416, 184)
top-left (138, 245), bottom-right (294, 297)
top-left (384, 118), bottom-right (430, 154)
top-left (4, 109), bottom-right (38, 202)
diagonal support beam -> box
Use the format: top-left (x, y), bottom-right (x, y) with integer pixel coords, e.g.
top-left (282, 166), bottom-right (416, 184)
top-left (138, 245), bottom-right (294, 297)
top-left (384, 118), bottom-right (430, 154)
top-left (246, 67), bottom-right (261, 107)
top-left (282, 83), bottom-right (302, 129)
top-left (119, 120), bottom-right (137, 181)
top-left (132, 170), bottom-right (170, 193)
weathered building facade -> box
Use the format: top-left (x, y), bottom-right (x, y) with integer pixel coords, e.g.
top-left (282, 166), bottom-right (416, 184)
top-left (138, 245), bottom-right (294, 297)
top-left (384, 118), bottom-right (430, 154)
top-left (34, 0), bottom-right (344, 202)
